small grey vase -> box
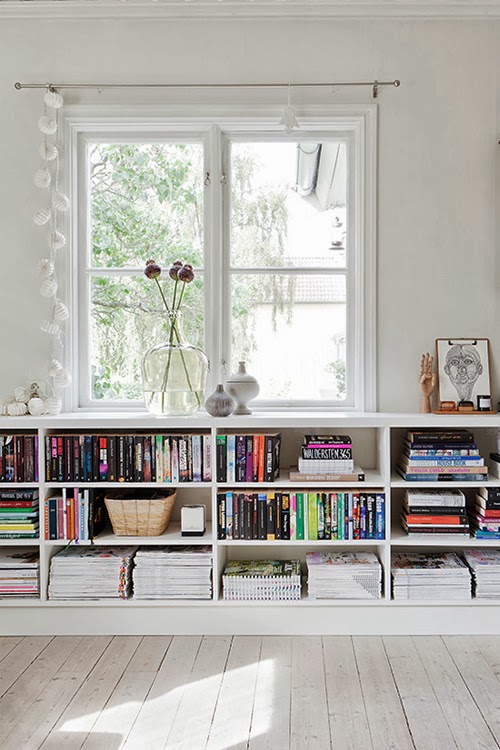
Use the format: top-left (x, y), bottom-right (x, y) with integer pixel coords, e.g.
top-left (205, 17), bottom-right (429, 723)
top-left (204, 384), bottom-right (235, 417)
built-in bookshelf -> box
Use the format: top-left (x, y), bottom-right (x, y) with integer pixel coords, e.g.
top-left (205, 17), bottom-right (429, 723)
top-left (1, 412), bottom-right (500, 635)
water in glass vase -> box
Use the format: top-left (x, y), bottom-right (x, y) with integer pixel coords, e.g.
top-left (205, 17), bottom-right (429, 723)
top-left (141, 312), bottom-right (208, 416)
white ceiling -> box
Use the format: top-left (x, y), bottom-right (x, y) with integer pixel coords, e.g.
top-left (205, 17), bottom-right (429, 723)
top-left (1, 0), bottom-right (500, 18)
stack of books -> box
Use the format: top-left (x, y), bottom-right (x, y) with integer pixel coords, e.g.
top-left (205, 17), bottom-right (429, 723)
top-left (471, 487), bottom-right (500, 539)
top-left (289, 435), bottom-right (364, 482)
top-left (0, 489), bottom-right (39, 539)
top-left (0, 548), bottom-right (39, 598)
top-left (392, 552), bottom-right (471, 600)
top-left (133, 546), bottom-right (212, 599)
top-left (48, 546), bottom-right (137, 600)
top-left (396, 430), bottom-right (487, 481)
top-left (401, 488), bottom-right (470, 538)
top-left (217, 490), bottom-right (384, 540)
top-left (222, 560), bottom-right (302, 601)
top-left (216, 433), bottom-right (281, 483)
top-left (0, 434), bottom-right (38, 482)
top-left (463, 549), bottom-right (500, 599)
top-left (306, 551), bottom-right (382, 600)
top-left (44, 489), bottom-right (106, 541)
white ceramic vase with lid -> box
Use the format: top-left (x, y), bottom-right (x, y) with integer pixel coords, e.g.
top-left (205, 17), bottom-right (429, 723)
top-left (225, 361), bottom-right (260, 415)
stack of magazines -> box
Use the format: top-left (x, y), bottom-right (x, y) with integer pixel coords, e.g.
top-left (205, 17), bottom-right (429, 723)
top-left (133, 546), bottom-right (212, 599)
top-left (306, 551), bottom-right (382, 599)
top-left (48, 546), bottom-right (136, 600)
top-left (0, 548), bottom-right (39, 598)
top-left (392, 552), bottom-right (471, 600)
top-left (463, 549), bottom-right (500, 599)
top-left (222, 560), bottom-right (301, 601)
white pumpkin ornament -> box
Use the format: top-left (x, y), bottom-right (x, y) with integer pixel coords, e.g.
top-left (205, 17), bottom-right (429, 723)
top-left (44, 90), bottom-right (64, 109)
top-left (27, 397), bottom-right (46, 416)
top-left (40, 320), bottom-right (60, 336)
top-left (52, 192), bottom-right (70, 212)
top-left (54, 299), bottom-right (69, 321)
top-left (7, 402), bottom-right (28, 417)
top-left (38, 115), bottom-right (57, 135)
top-left (50, 230), bottom-right (66, 251)
top-left (39, 143), bottom-right (58, 161)
top-left (34, 168), bottom-right (51, 189)
top-left (34, 208), bottom-right (51, 226)
top-left (13, 386), bottom-right (30, 404)
top-left (46, 397), bottom-right (62, 416)
top-left (40, 278), bottom-right (58, 298)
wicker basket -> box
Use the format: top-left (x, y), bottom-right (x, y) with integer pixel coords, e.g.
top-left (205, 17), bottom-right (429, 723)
top-left (104, 490), bottom-right (177, 536)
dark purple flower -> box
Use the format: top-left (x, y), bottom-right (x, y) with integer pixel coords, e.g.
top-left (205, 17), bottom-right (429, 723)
top-left (169, 260), bottom-right (183, 280)
top-left (178, 263), bottom-right (195, 283)
top-left (144, 259), bottom-right (161, 279)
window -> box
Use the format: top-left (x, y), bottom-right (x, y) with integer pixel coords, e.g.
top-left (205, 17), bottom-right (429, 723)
top-left (70, 109), bottom-right (376, 410)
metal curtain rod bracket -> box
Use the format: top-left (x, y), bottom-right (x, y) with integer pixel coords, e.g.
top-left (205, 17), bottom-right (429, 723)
top-left (14, 79), bottom-right (401, 99)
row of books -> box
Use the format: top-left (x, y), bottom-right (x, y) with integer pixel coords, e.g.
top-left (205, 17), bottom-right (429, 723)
top-left (0, 435), bottom-right (38, 483)
top-left (217, 491), bottom-right (385, 541)
top-left (391, 550), bottom-right (500, 600)
top-left (0, 548), bottom-right (39, 598)
top-left (47, 545), bottom-right (212, 600)
top-left (45, 433), bottom-right (212, 483)
top-left (396, 430), bottom-right (488, 481)
top-left (0, 489), bottom-right (39, 539)
top-left (44, 489), bottom-right (106, 541)
top-left (401, 487), bottom-right (500, 540)
top-left (215, 433), bottom-right (281, 483)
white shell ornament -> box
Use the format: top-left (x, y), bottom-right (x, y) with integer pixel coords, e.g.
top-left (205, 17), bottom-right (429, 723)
top-left (44, 90), bottom-right (64, 109)
top-left (54, 299), bottom-right (69, 321)
top-left (39, 259), bottom-right (55, 276)
top-left (34, 208), bottom-right (51, 226)
top-left (38, 115), bottom-right (57, 135)
top-left (28, 397), bottom-right (46, 416)
top-left (34, 168), bottom-right (51, 189)
top-left (13, 387), bottom-right (30, 404)
top-left (40, 320), bottom-right (60, 336)
top-left (54, 368), bottom-right (72, 388)
top-left (50, 230), bottom-right (66, 250)
top-left (39, 143), bottom-right (58, 161)
top-left (40, 278), bottom-right (58, 298)
top-left (46, 397), bottom-right (62, 416)
top-left (52, 192), bottom-right (70, 212)
top-left (48, 359), bottom-right (63, 377)
top-left (7, 402), bottom-right (28, 416)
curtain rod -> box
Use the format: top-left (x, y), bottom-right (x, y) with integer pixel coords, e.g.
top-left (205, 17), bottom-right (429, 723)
top-left (14, 79), bottom-right (401, 99)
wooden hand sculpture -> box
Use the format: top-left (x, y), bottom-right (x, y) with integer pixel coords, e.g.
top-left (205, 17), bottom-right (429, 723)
top-left (419, 352), bottom-right (436, 413)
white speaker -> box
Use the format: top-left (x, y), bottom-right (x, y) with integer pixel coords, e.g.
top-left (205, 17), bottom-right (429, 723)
top-left (181, 505), bottom-right (206, 537)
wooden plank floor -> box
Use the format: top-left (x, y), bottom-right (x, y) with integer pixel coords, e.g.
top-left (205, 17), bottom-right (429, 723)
top-left (1, 635), bottom-right (500, 750)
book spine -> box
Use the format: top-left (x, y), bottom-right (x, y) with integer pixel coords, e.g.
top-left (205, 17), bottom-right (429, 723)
top-left (143, 435), bottom-right (152, 483)
top-left (376, 493), bottom-right (385, 539)
top-left (400, 472), bottom-right (487, 481)
top-left (164, 437), bottom-right (172, 482)
top-left (246, 436), bottom-right (253, 482)
top-left (252, 436), bottom-right (259, 482)
top-left (360, 493), bottom-right (367, 540)
top-left (233, 493), bottom-right (240, 540)
top-left (317, 493), bottom-right (324, 540)
top-left (48, 498), bottom-right (57, 540)
top-left (253, 493), bottom-right (258, 541)
top-left (178, 437), bottom-right (188, 482)
top-left (186, 436), bottom-right (193, 482)
top-left (265, 435), bottom-right (274, 482)
top-left (296, 492), bottom-right (305, 540)
top-left (227, 435), bottom-right (236, 483)
top-left (275, 492), bottom-right (282, 540)
top-left (99, 437), bottom-right (108, 481)
top-left (301, 446), bottom-right (353, 460)
top-left (216, 436), bottom-right (227, 483)
top-left (83, 489), bottom-right (90, 541)
top-left (108, 436), bottom-right (116, 482)
top-left (244, 494), bottom-right (253, 540)
top-left (192, 435), bottom-right (202, 482)
top-left (134, 436), bottom-right (144, 482)
top-left (308, 493), bottom-right (318, 541)
top-left (331, 493), bottom-right (338, 539)
top-left (171, 438), bottom-right (179, 483)
top-left (236, 436), bottom-right (246, 482)
top-left (266, 493), bottom-right (276, 540)
top-left (155, 435), bottom-right (163, 483)
top-left (92, 436), bottom-right (99, 482)
top-left (258, 492), bottom-right (267, 540)
top-left (217, 493), bottom-right (226, 539)
top-left (290, 493), bottom-right (296, 541)
top-left (44, 498), bottom-right (49, 540)
top-left (281, 493), bottom-right (290, 540)
top-left (202, 435), bottom-right (212, 482)
top-left (225, 491), bottom-right (233, 539)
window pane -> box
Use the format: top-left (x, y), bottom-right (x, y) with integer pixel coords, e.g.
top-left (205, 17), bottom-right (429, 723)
top-left (231, 142), bottom-right (347, 269)
top-left (90, 143), bottom-right (204, 269)
top-left (89, 274), bottom-right (204, 401)
top-left (231, 274), bottom-right (347, 401)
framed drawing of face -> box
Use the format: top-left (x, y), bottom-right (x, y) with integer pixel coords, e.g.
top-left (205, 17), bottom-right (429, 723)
top-left (435, 338), bottom-right (492, 406)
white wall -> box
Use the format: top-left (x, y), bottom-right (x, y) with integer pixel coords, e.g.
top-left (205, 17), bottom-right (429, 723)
top-left (0, 17), bottom-right (498, 412)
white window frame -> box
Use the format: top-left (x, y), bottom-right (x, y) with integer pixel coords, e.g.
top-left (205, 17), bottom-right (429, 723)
top-left (64, 105), bottom-right (377, 412)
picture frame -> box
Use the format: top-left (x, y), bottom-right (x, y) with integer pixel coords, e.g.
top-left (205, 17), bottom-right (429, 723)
top-left (435, 338), bottom-right (492, 410)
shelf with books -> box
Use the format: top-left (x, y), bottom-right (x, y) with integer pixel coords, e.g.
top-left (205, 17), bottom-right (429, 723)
top-left (390, 472), bottom-right (500, 488)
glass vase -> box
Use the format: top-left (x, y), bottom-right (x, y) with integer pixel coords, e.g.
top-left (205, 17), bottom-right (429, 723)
top-left (141, 312), bottom-right (208, 416)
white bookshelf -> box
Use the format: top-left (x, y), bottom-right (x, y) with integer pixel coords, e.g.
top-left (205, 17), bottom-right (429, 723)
top-left (1, 411), bottom-right (500, 635)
